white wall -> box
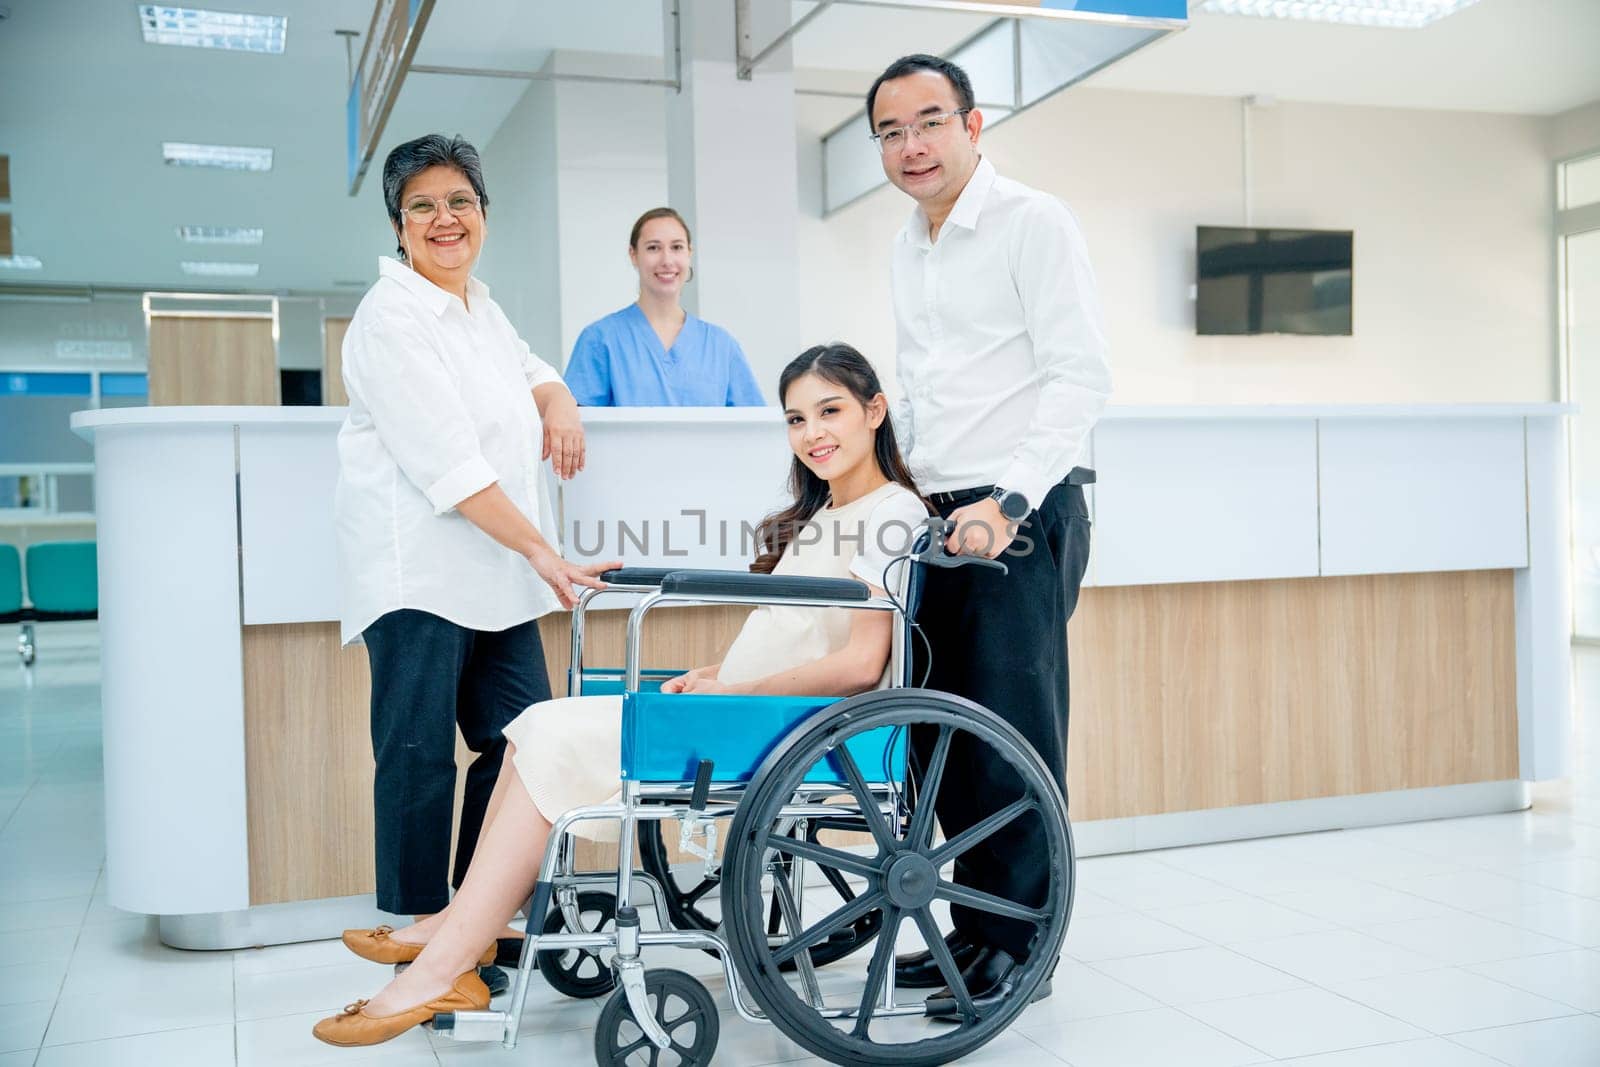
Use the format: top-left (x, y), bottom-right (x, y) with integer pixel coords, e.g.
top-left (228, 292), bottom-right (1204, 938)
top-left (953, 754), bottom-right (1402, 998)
top-left (553, 77), bottom-right (669, 364)
top-left (475, 67), bottom-right (670, 372)
top-left (477, 77), bottom-right (564, 366)
top-left (798, 88), bottom-right (1558, 406)
top-left (1550, 99), bottom-right (1600, 162)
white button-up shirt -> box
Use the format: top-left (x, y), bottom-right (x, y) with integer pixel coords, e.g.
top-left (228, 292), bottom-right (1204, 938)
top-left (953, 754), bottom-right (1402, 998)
top-left (890, 157), bottom-right (1112, 508)
top-left (335, 257), bottom-right (566, 644)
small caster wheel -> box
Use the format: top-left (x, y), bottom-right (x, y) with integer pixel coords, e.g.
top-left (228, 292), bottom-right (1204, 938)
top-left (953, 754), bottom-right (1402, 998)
top-left (595, 968), bottom-right (718, 1066)
top-left (538, 891), bottom-right (617, 999)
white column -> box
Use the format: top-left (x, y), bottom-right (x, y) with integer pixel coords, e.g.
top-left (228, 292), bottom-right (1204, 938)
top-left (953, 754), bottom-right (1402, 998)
top-left (664, 0), bottom-right (801, 391)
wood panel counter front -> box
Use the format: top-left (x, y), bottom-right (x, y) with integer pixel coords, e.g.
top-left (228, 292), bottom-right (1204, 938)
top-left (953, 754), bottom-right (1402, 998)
top-left (238, 569), bottom-right (1515, 905)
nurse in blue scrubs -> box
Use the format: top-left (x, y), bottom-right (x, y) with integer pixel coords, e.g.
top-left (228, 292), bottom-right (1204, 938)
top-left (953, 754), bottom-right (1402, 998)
top-left (564, 207), bottom-right (765, 406)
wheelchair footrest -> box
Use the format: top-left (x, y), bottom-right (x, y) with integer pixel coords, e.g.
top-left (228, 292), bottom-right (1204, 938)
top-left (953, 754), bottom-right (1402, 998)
top-left (427, 1010), bottom-right (508, 1042)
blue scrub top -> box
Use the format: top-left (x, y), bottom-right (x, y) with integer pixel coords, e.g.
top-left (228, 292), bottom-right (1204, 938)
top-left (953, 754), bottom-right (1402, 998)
top-left (563, 303), bottom-right (766, 407)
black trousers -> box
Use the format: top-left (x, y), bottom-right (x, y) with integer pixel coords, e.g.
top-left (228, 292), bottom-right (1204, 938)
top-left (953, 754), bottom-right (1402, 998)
top-left (912, 475), bottom-right (1091, 960)
top-left (362, 609), bottom-right (551, 915)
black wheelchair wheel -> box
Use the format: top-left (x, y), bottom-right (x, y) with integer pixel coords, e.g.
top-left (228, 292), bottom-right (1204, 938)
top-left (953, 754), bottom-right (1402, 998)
top-left (537, 891), bottom-right (617, 999)
top-left (594, 968), bottom-right (719, 1067)
top-left (722, 689), bottom-right (1074, 1067)
top-left (638, 815), bottom-right (881, 969)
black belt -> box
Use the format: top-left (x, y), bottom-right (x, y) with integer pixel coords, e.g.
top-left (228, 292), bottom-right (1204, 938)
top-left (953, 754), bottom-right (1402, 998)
top-left (927, 466), bottom-right (1096, 508)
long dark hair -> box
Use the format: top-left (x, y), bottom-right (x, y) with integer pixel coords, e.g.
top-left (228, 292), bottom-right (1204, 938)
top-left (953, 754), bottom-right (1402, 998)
top-left (751, 344), bottom-right (926, 574)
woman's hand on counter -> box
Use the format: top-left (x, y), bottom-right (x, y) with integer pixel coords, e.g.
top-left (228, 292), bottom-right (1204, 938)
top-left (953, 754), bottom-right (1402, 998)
top-left (536, 384), bottom-right (586, 479)
top-left (526, 545), bottom-right (618, 609)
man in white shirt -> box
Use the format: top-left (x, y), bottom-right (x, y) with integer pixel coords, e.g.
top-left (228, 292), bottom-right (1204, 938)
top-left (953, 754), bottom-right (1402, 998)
top-left (869, 54), bottom-right (1111, 1011)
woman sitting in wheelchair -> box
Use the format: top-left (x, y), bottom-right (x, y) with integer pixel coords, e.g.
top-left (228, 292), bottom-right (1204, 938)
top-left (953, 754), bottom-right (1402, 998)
top-left (316, 342), bottom-right (929, 1046)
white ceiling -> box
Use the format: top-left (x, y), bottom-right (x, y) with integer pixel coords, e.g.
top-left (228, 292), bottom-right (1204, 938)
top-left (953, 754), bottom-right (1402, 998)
top-left (1093, 0), bottom-right (1600, 115)
top-left (0, 0), bottom-right (1595, 294)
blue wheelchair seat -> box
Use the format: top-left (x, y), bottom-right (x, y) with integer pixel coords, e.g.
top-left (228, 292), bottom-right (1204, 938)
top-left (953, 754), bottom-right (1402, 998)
top-left (620, 690), bottom-right (907, 786)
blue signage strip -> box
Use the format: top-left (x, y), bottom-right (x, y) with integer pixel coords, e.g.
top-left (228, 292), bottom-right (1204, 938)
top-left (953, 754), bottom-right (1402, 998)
top-left (1042, 0), bottom-right (1186, 16)
top-left (2, 373), bottom-right (92, 397)
top-left (100, 373), bottom-right (149, 398)
top-left (346, 70), bottom-right (362, 189)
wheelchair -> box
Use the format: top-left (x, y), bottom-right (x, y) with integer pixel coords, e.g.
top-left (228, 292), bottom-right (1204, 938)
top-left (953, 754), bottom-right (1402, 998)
top-left (430, 518), bottom-right (1076, 1066)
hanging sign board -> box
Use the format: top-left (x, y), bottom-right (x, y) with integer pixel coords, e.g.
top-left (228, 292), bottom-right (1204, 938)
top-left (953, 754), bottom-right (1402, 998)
top-left (346, 0), bottom-right (436, 195)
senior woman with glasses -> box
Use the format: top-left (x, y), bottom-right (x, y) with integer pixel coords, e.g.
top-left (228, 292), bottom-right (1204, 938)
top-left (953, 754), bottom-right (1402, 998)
top-left (335, 133), bottom-right (617, 955)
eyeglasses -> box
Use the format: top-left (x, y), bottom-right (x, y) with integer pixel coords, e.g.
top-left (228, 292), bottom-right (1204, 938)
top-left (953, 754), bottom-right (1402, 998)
top-left (403, 192), bottom-right (481, 225)
top-left (869, 109), bottom-right (971, 154)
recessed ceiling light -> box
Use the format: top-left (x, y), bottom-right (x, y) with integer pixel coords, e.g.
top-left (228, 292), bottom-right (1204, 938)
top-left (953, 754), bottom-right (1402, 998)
top-left (177, 225), bottom-right (264, 245)
top-left (138, 5), bottom-right (287, 53)
top-left (1194, 0), bottom-right (1479, 28)
top-left (0, 255), bottom-right (43, 270)
top-left (181, 260), bottom-right (260, 277)
top-left (163, 142), bottom-right (273, 171)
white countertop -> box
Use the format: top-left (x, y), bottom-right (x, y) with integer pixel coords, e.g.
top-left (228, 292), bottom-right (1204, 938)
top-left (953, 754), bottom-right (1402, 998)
top-left (71, 401), bottom-right (1576, 440)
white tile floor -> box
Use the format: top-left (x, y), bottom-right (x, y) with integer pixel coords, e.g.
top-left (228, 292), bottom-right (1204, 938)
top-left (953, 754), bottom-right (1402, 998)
top-left (2, 621), bottom-right (1598, 1066)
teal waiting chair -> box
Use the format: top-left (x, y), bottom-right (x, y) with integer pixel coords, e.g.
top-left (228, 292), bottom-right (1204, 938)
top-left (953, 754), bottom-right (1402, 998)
top-left (10, 541), bottom-right (99, 666)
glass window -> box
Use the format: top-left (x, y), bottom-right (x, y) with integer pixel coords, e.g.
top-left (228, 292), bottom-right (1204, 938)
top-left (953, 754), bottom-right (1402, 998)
top-left (0, 373), bottom-right (94, 464)
top-left (1569, 227), bottom-right (1600, 638)
top-left (1564, 153), bottom-right (1600, 210)
top-left (99, 372), bottom-right (149, 410)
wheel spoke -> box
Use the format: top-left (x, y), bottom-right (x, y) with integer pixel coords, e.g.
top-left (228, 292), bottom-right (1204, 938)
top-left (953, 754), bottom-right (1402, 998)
top-left (928, 796), bottom-right (1036, 867)
top-left (908, 725), bottom-right (953, 850)
top-left (768, 833), bottom-right (880, 881)
top-left (935, 881), bottom-right (1048, 925)
top-left (816, 860), bottom-right (856, 901)
top-left (615, 1035), bottom-right (651, 1058)
top-left (771, 890), bottom-right (886, 966)
top-left (829, 744), bottom-right (897, 856)
top-left (681, 879), bottom-right (717, 906)
top-left (912, 907), bottom-right (978, 1022)
top-left (851, 906), bottom-right (902, 1038)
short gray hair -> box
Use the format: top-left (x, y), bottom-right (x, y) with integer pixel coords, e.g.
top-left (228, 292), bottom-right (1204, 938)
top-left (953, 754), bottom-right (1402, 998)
top-left (381, 134), bottom-right (490, 260)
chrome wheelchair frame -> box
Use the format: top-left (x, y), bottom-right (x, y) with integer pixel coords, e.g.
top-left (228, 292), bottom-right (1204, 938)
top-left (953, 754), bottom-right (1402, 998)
top-left (433, 525), bottom-right (1074, 1066)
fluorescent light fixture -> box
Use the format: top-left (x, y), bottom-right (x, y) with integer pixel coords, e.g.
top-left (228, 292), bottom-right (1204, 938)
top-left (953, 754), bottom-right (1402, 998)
top-left (1195, 0), bottom-right (1480, 28)
top-left (181, 260), bottom-right (260, 277)
top-left (177, 225), bottom-right (264, 245)
top-left (162, 142), bottom-right (273, 171)
top-left (0, 255), bottom-right (43, 270)
top-left (138, 5), bottom-right (287, 53)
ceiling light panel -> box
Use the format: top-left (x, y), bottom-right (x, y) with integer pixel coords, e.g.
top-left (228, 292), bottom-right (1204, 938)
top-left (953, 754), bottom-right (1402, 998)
top-left (181, 260), bottom-right (260, 277)
top-left (139, 5), bottom-right (287, 53)
top-left (1195, 0), bottom-right (1480, 28)
top-left (162, 142), bottom-right (273, 171)
top-left (177, 225), bottom-right (264, 245)
top-left (0, 256), bottom-right (44, 270)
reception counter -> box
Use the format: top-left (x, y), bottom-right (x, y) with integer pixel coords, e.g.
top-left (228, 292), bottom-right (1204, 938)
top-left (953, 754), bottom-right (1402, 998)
top-left (72, 403), bottom-right (1574, 947)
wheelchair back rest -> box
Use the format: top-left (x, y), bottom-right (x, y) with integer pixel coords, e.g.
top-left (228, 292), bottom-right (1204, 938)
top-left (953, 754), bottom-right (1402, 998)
top-left (621, 691), bottom-right (907, 785)
top-left (25, 541), bottom-right (98, 615)
top-left (0, 544), bottom-right (21, 615)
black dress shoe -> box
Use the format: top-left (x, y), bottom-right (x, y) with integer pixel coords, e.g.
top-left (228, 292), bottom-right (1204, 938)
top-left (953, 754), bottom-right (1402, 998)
top-left (894, 931), bottom-right (983, 989)
top-left (493, 937), bottom-right (526, 968)
top-left (476, 964), bottom-right (509, 997)
top-left (924, 946), bottom-right (1053, 1020)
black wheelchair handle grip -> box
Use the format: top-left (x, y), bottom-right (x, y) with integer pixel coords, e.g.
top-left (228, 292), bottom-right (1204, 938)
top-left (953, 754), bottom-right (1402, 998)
top-left (598, 567), bottom-right (676, 587)
top-left (914, 517), bottom-right (1010, 576)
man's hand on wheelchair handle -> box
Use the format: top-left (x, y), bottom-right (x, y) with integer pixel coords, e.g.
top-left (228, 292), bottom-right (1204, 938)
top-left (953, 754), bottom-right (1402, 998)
top-left (944, 498), bottom-right (1014, 559)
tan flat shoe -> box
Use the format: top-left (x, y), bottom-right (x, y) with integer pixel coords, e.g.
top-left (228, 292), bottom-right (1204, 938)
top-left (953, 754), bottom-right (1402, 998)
top-left (312, 970), bottom-right (490, 1046)
top-left (341, 925), bottom-right (496, 967)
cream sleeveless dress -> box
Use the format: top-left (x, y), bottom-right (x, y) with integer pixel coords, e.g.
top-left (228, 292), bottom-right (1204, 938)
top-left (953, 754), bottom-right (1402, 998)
top-left (503, 482), bottom-right (927, 841)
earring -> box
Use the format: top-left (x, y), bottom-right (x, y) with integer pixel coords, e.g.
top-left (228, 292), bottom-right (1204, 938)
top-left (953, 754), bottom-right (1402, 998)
top-left (686, 266), bottom-right (694, 283)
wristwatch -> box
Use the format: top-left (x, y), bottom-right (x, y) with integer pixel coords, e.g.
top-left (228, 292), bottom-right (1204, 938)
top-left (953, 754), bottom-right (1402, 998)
top-left (990, 486), bottom-right (1029, 521)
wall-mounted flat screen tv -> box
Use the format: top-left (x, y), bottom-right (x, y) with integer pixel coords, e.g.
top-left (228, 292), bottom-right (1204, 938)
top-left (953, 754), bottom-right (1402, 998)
top-left (1196, 226), bottom-right (1352, 336)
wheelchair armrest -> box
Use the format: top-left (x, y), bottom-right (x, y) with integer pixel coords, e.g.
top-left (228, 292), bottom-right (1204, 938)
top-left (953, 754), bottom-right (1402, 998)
top-left (659, 569), bottom-right (870, 602)
top-left (600, 567), bottom-right (678, 587)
